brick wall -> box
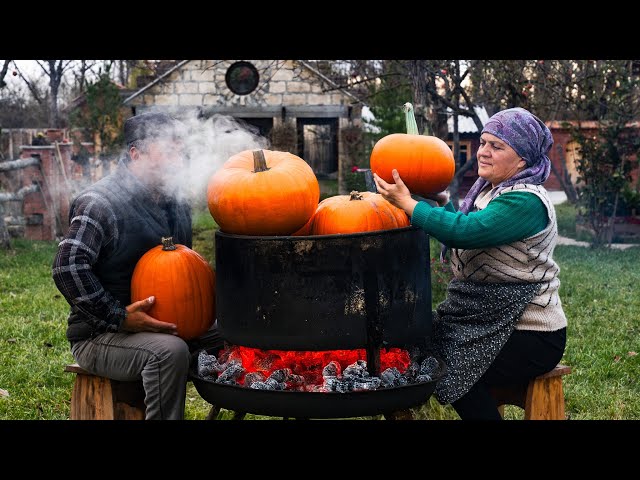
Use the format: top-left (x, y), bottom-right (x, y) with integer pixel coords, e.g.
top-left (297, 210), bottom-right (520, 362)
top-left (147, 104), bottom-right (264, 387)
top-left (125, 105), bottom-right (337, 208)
top-left (15, 133), bottom-right (93, 241)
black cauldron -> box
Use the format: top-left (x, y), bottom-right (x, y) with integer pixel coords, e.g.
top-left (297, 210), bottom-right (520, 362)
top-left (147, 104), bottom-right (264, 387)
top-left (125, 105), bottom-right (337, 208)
top-left (187, 226), bottom-right (443, 419)
top-left (214, 226), bottom-right (433, 352)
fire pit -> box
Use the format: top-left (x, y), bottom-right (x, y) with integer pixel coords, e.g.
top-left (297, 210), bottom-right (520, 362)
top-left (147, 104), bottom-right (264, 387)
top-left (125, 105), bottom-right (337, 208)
top-left (190, 346), bottom-right (445, 418)
top-left (189, 226), bottom-right (445, 418)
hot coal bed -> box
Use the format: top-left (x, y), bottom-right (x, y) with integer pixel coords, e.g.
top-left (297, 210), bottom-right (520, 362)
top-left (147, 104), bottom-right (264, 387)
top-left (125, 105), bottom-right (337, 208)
top-left (189, 226), bottom-right (445, 419)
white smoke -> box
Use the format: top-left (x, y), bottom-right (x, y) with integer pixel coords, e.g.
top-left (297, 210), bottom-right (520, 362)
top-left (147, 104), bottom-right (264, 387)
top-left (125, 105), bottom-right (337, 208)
top-left (138, 107), bottom-right (270, 206)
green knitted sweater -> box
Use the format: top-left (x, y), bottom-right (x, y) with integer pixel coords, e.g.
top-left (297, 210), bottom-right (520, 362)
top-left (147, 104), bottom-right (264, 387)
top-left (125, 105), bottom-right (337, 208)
top-left (410, 191), bottom-right (548, 248)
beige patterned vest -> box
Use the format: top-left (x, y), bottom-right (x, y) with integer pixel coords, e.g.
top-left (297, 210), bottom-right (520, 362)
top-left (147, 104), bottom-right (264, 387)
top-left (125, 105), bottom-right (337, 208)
top-left (450, 183), bottom-right (567, 331)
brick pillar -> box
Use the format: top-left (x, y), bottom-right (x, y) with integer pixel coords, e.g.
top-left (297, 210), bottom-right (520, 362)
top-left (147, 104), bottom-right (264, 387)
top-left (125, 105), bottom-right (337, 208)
top-left (20, 147), bottom-right (55, 240)
top-left (20, 142), bottom-right (79, 241)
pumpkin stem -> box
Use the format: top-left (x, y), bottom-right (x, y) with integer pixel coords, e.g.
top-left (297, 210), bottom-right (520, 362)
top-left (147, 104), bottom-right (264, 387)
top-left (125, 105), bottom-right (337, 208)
top-left (349, 190), bottom-right (364, 201)
top-left (252, 149), bottom-right (270, 173)
top-left (161, 236), bottom-right (177, 251)
top-left (404, 101), bottom-right (432, 136)
top-left (403, 102), bottom-right (420, 136)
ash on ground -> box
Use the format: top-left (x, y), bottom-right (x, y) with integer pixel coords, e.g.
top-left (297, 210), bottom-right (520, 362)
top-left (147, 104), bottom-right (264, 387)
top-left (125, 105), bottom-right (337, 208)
top-left (196, 349), bottom-right (441, 392)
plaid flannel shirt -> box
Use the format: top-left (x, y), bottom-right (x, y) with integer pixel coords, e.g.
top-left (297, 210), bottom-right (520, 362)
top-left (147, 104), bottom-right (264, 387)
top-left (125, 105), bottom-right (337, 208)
top-left (52, 192), bottom-right (128, 334)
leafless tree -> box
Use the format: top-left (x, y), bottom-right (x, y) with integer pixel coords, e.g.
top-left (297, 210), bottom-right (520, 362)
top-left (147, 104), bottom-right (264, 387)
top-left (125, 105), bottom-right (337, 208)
top-left (35, 60), bottom-right (75, 127)
top-left (0, 60), bottom-right (11, 89)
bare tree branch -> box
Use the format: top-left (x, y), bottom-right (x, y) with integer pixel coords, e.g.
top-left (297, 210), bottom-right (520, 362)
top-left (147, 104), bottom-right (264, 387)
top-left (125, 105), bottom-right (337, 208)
top-left (0, 60), bottom-right (11, 88)
top-left (12, 61), bottom-right (44, 104)
top-left (0, 183), bottom-right (39, 201)
top-left (0, 157), bottom-right (41, 171)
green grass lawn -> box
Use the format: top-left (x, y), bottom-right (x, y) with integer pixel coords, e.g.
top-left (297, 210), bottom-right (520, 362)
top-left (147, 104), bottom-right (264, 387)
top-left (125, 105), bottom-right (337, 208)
top-left (1, 203), bottom-right (638, 420)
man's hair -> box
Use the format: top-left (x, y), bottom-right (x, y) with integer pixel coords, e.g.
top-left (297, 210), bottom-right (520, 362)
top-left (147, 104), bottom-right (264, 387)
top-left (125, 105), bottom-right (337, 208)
top-left (124, 112), bottom-right (185, 151)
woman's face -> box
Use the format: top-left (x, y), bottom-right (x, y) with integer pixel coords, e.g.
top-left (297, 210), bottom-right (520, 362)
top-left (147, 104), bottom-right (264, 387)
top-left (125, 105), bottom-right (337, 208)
top-left (476, 133), bottom-right (526, 187)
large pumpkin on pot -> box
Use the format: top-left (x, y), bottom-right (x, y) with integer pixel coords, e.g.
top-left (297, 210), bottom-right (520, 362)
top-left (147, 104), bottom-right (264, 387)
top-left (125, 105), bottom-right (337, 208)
top-left (369, 102), bottom-right (455, 195)
top-left (309, 191), bottom-right (409, 235)
top-left (131, 237), bottom-right (215, 340)
top-left (207, 149), bottom-right (320, 236)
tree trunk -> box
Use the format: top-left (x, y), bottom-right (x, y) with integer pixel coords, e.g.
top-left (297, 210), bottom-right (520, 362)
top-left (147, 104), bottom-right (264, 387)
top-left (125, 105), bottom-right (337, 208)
top-left (47, 60), bottom-right (65, 128)
top-left (0, 204), bottom-right (10, 249)
top-left (0, 60), bottom-right (11, 89)
top-left (407, 61), bottom-right (428, 134)
top-left (550, 145), bottom-right (578, 204)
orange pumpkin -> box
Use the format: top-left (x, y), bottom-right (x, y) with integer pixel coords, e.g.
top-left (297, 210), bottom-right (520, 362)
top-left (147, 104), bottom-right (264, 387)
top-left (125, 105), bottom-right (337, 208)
top-left (131, 237), bottom-right (215, 340)
top-left (207, 149), bottom-right (320, 236)
top-left (291, 215), bottom-right (314, 236)
top-left (309, 191), bottom-right (410, 235)
top-left (369, 102), bottom-right (455, 195)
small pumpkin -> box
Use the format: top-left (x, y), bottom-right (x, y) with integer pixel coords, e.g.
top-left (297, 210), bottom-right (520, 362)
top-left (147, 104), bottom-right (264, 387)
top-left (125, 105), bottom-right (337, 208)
top-left (369, 102), bottom-right (455, 195)
top-left (207, 149), bottom-right (320, 236)
top-left (309, 191), bottom-right (410, 235)
top-left (131, 237), bottom-right (215, 340)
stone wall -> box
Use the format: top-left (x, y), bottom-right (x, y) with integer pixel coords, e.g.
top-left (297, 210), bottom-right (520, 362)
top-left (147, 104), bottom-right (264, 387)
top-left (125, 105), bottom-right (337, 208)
top-left (126, 60), bottom-right (363, 194)
top-left (128, 60), bottom-right (354, 110)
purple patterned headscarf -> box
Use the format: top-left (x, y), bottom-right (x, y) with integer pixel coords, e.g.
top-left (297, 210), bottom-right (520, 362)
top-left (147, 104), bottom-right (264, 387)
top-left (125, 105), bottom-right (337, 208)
top-left (441, 107), bottom-right (553, 261)
top-left (458, 107), bottom-right (553, 215)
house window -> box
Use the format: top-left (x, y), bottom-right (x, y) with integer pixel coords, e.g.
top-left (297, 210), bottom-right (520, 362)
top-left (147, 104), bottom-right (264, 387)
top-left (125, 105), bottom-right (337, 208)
top-left (225, 61), bottom-right (259, 95)
top-left (446, 141), bottom-right (470, 163)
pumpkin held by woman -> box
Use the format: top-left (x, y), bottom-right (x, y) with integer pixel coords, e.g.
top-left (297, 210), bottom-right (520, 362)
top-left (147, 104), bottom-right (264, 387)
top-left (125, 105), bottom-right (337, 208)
top-left (131, 237), bottom-right (215, 340)
top-left (369, 102), bottom-right (455, 195)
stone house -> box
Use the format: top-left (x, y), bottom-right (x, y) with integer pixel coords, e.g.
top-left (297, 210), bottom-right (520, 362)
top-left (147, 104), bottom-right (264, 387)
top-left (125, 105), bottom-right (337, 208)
top-left (122, 60), bottom-right (364, 195)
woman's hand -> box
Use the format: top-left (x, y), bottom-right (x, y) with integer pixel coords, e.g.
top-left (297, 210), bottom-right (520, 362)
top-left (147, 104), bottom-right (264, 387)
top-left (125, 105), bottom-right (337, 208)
top-left (121, 296), bottom-right (179, 335)
top-left (373, 169), bottom-right (418, 216)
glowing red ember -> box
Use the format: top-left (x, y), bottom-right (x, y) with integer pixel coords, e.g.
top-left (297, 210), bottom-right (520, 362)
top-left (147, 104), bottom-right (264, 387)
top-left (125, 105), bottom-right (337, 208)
top-left (217, 345), bottom-right (411, 390)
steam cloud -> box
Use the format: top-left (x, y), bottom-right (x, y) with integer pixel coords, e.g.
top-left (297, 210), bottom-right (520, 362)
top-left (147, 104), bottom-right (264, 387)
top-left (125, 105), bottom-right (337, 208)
top-left (125, 106), bottom-right (270, 205)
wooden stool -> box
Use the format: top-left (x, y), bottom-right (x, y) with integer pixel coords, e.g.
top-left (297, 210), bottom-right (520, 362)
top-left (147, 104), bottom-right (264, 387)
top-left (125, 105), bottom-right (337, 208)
top-left (490, 364), bottom-right (571, 420)
top-left (64, 364), bottom-right (146, 420)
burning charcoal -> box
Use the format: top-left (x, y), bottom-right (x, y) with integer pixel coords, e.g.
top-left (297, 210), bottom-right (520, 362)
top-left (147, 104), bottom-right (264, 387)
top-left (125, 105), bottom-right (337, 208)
top-left (322, 361), bottom-right (341, 378)
top-left (380, 367), bottom-right (408, 388)
top-left (255, 353), bottom-right (279, 372)
top-left (249, 381), bottom-right (270, 390)
top-left (264, 377), bottom-right (286, 390)
top-left (323, 376), bottom-right (341, 392)
top-left (309, 384), bottom-right (332, 393)
top-left (343, 360), bottom-right (369, 378)
top-left (216, 360), bottom-right (245, 383)
top-left (286, 374), bottom-right (305, 388)
top-left (420, 356), bottom-right (440, 377)
top-left (197, 350), bottom-right (222, 379)
top-left (268, 368), bottom-right (292, 383)
top-left (334, 380), bottom-right (352, 393)
top-left (217, 379), bottom-right (240, 386)
top-left (403, 361), bottom-right (420, 381)
top-left (415, 374), bottom-right (432, 383)
top-left (352, 377), bottom-right (382, 391)
top-left (243, 371), bottom-right (266, 387)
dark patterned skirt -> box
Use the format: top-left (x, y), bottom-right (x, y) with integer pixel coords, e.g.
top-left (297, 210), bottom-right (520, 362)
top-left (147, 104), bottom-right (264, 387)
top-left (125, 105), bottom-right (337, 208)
top-left (432, 279), bottom-right (541, 404)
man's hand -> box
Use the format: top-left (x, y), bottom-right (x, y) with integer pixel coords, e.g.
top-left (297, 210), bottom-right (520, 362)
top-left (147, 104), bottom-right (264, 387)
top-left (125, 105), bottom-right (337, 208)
top-left (122, 296), bottom-right (179, 335)
top-left (373, 169), bottom-right (418, 216)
